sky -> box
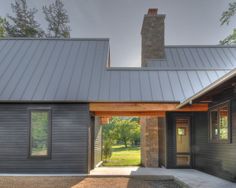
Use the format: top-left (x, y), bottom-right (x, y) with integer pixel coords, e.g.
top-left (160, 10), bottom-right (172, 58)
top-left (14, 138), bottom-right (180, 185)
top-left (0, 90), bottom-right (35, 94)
top-left (0, 0), bottom-right (236, 67)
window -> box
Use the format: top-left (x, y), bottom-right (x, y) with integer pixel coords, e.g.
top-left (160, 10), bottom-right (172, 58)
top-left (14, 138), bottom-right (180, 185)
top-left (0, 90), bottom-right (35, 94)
top-left (29, 109), bottom-right (51, 158)
top-left (209, 102), bottom-right (230, 143)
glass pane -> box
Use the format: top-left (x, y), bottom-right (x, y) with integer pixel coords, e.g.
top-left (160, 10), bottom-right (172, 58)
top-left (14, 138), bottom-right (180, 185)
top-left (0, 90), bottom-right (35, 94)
top-left (219, 105), bottom-right (228, 140)
top-left (210, 109), bottom-right (218, 141)
top-left (31, 111), bottom-right (49, 157)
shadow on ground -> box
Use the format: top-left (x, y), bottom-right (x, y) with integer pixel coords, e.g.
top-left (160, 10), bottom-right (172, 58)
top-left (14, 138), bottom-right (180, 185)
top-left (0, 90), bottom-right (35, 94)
top-left (0, 175), bottom-right (189, 188)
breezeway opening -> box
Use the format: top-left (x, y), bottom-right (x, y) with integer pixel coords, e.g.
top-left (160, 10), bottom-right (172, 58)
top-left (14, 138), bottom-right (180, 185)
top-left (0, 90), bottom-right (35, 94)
top-left (90, 112), bottom-right (164, 171)
top-left (95, 116), bottom-right (141, 167)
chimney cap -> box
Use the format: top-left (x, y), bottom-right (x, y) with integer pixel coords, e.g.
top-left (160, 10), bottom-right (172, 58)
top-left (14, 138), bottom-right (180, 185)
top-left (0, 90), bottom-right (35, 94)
top-left (148, 8), bottom-right (158, 16)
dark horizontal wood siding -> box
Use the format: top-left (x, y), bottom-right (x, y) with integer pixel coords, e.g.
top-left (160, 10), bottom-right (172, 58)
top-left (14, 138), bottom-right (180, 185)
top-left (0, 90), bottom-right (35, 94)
top-left (166, 113), bottom-right (175, 168)
top-left (94, 117), bottom-right (102, 167)
top-left (193, 101), bottom-right (236, 182)
top-left (158, 117), bottom-right (166, 167)
top-left (0, 103), bottom-right (90, 173)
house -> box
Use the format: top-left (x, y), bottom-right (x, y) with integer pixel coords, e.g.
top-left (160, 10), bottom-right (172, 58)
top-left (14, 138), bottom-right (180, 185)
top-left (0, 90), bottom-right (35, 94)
top-left (0, 8), bottom-right (235, 182)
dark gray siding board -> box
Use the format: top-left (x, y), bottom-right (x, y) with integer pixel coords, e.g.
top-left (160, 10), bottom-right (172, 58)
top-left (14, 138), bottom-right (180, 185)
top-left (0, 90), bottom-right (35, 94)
top-left (193, 103), bottom-right (236, 182)
top-left (166, 113), bottom-right (176, 168)
top-left (158, 117), bottom-right (166, 167)
top-left (94, 117), bottom-right (102, 166)
top-left (0, 103), bottom-right (90, 173)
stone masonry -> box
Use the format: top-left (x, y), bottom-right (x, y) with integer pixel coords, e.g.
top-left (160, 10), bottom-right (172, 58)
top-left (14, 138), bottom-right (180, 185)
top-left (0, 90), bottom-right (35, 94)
top-left (140, 116), bottom-right (159, 167)
top-left (141, 9), bottom-right (165, 67)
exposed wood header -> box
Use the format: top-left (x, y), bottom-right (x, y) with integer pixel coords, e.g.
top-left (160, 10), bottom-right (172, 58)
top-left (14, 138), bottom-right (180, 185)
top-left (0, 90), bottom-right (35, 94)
top-left (89, 103), bottom-right (208, 117)
top-left (94, 111), bottom-right (166, 117)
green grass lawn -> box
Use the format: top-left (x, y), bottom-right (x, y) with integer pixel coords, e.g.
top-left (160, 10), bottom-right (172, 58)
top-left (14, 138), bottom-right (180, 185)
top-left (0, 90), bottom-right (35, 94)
top-left (103, 145), bottom-right (141, 166)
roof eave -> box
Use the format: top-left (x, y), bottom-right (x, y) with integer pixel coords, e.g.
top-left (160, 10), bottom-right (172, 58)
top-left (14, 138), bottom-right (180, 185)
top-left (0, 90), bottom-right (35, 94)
top-left (177, 68), bottom-right (236, 109)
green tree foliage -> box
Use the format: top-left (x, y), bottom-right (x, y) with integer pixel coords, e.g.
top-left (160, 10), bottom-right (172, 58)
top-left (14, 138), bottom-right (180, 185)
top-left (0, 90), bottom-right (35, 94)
top-left (103, 119), bottom-right (118, 144)
top-left (4, 0), bottom-right (44, 37)
top-left (43, 0), bottom-right (70, 38)
top-left (0, 17), bottom-right (6, 38)
top-left (220, 2), bottom-right (236, 44)
top-left (103, 141), bottom-right (112, 161)
top-left (103, 117), bottom-right (141, 148)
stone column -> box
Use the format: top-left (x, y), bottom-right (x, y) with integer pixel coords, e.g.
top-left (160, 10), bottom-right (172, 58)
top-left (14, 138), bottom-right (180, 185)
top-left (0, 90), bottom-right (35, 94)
top-left (140, 116), bottom-right (159, 167)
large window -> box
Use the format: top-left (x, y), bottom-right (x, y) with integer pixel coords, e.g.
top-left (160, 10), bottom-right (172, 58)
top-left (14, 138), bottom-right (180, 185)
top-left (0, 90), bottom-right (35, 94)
top-left (209, 102), bottom-right (230, 143)
top-left (29, 109), bottom-right (51, 158)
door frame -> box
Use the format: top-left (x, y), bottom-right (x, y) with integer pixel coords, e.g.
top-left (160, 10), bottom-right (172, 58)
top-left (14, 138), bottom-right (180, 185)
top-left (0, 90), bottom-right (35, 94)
top-left (174, 115), bottom-right (193, 168)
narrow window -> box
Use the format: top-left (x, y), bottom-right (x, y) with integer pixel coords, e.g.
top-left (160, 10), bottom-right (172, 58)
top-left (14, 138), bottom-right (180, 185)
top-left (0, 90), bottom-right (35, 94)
top-left (219, 105), bottom-right (229, 141)
top-left (209, 102), bottom-right (230, 143)
top-left (29, 109), bottom-right (51, 158)
top-left (210, 109), bottom-right (218, 142)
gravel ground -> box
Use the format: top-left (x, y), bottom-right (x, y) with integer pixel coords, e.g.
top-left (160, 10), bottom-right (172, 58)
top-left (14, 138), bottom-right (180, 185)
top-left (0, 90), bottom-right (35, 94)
top-left (0, 176), bottom-right (185, 188)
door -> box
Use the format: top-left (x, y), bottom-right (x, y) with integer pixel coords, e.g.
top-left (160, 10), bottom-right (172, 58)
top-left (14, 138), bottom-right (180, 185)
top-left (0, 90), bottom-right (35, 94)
top-left (175, 117), bottom-right (191, 167)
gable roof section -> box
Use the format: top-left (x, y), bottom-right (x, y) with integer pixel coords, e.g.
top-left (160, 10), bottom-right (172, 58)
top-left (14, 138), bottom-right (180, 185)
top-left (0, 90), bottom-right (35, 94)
top-left (0, 39), bottom-right (235, 102)
top-left (177, 67), bottom-right (236, 108)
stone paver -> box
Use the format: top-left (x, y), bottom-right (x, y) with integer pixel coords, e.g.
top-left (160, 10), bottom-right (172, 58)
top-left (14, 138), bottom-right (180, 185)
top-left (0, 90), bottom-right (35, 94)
top-left (90, 167), bottom-right (236, 188)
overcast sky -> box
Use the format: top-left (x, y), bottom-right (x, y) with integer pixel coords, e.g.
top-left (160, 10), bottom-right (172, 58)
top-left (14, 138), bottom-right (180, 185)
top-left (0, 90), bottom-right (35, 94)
top-left (0, 0), bottom-right (236, 67)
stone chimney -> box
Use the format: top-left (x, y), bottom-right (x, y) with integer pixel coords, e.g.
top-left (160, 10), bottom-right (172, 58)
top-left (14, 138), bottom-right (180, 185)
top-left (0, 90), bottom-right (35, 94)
top-left (141, 8), bottom-right (165, 67)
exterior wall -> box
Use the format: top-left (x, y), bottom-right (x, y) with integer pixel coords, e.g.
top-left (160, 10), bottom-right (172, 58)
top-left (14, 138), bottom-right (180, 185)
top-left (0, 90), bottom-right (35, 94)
top-left (166, 108), bottom-right (236, 182)
top-left (166, 113), bottom-right (178, 168)
top-left (158, 117), bottom-right (166, 167)
top-left (94, 116), bottom-right (102, 167)
top-left (0, 103), bottom-right (90, 173)
top-left (140, 116), bottom-right (159, 167)
top-left (194, 101), bottom-right (236, 182)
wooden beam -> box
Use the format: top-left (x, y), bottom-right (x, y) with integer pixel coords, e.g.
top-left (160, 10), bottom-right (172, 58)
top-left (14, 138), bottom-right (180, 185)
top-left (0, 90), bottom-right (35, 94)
top-left (89, 103), bottom-right (208, 113)
top-left (95, 111), bottom-right (166, 117)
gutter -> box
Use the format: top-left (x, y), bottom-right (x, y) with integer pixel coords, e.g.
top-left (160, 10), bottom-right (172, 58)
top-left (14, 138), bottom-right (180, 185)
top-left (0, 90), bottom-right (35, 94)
top-left (177, 68), bottom-right (236, 109)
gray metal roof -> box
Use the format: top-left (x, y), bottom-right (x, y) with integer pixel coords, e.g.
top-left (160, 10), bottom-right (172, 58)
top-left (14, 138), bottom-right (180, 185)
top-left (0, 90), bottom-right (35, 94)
top-left (147, 46), bottom-right (236, 69)
top-left (177, 68), bottom-right (236, 108)
top-left (0, 38), bottom-right (234, 102)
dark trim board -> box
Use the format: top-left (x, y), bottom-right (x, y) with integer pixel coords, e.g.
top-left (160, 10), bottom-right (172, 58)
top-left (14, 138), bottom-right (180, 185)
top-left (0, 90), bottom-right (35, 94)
top-left (0, 103), bottom-right (90, 173)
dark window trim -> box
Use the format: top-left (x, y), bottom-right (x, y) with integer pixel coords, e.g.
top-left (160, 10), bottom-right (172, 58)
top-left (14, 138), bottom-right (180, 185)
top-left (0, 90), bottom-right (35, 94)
top-left (208, 101), bottom-right (231, 144)
top-left (28, 108), bottom-right (52, 160)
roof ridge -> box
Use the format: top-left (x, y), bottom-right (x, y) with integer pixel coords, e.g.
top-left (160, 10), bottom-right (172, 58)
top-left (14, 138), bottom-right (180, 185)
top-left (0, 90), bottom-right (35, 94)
top-left (165, 45), bottom-right (236, 48)
top-left (107, 67), bottom-right (233, 71)
top-left (0, 37), bottom-right (109, 41)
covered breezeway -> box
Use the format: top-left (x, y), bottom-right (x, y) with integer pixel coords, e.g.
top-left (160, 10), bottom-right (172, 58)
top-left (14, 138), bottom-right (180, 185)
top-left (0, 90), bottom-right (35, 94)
top-left (89, 102), bottom-right (208, 171)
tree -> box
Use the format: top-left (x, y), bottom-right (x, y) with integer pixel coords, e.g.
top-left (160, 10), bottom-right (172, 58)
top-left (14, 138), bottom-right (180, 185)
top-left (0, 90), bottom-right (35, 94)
top-left (103, 141), bottom-right (112, 162)
top-left (0, 17), bottom-right (6, 38)
top-left (43, 0), bottom-right (70, 38)
top-left (4, 0), bottom-right (44, 37)
top-left (115, 119), bottom-right (140, 148)
top-left (220, 2), bottom-right (236, 44)
top-left (103, 117), bottom-right (141, 148)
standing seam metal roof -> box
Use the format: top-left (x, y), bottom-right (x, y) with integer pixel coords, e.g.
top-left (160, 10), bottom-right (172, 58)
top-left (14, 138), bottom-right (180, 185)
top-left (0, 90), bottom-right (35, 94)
top-left (0, 39), bottom-right (235, 102)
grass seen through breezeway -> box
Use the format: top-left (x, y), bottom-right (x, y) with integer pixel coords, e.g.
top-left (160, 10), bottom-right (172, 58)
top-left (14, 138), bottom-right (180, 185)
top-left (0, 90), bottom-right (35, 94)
top-left (103, 145), bottom-right (141, 166)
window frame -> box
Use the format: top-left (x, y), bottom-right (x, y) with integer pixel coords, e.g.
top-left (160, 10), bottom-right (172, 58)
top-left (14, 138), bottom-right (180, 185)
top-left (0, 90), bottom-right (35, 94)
top-left (209, 101), bottom-right (231, 144)
top-left (28, 108), bottom-right (52, 160)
